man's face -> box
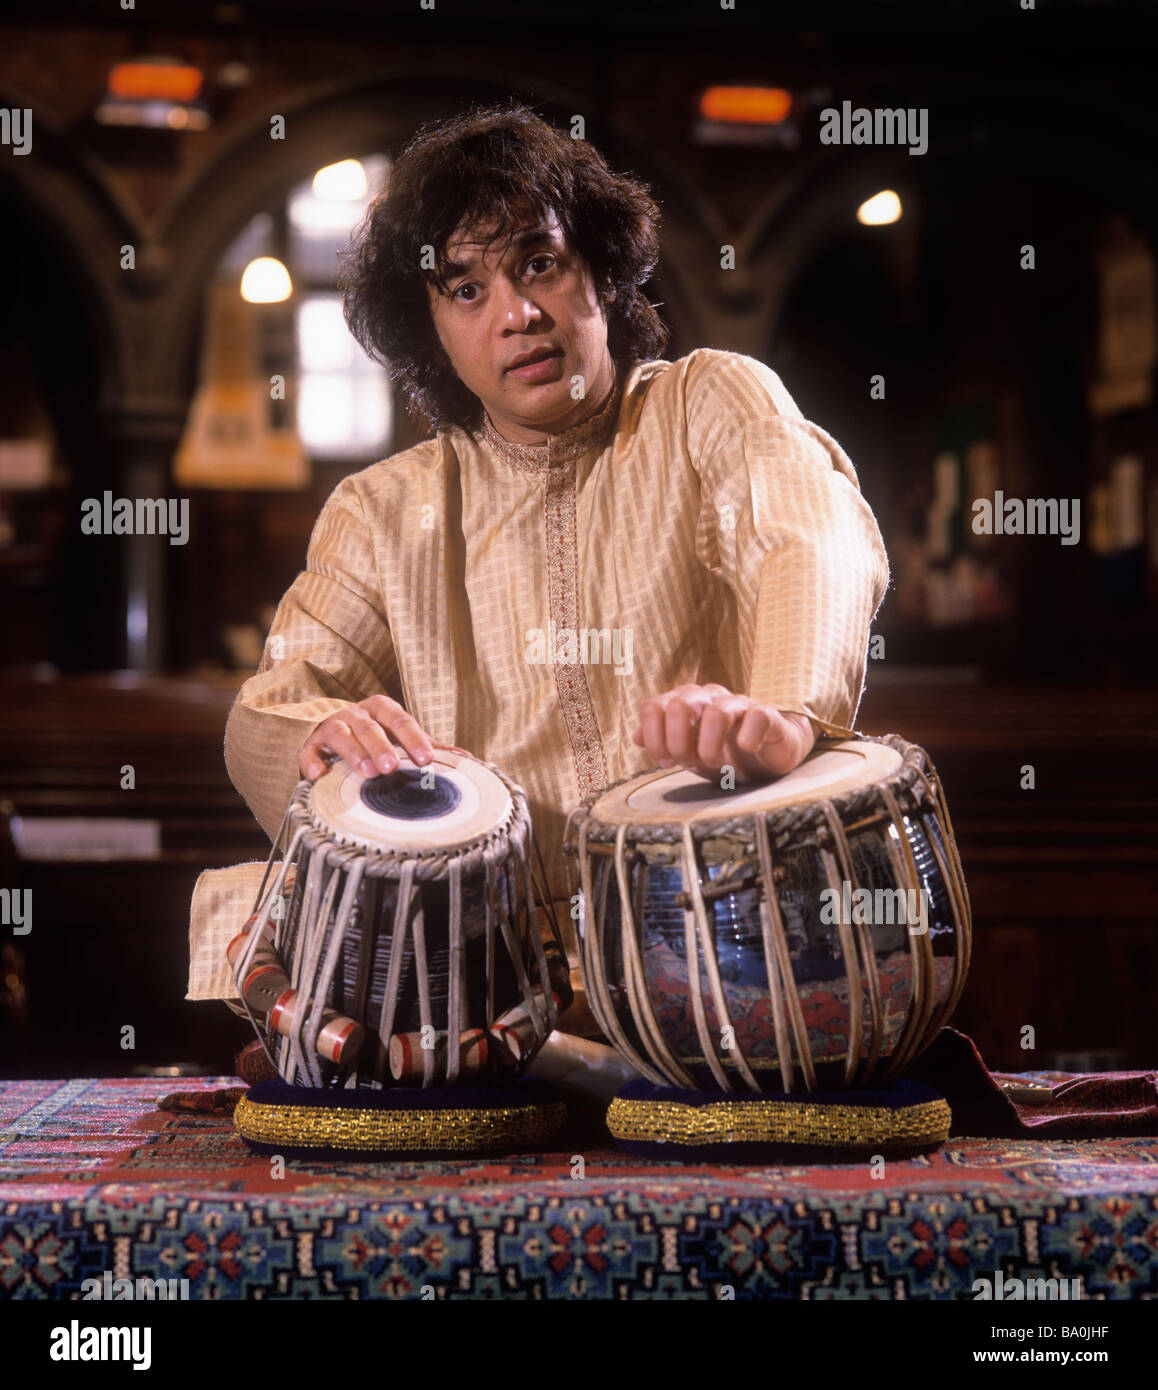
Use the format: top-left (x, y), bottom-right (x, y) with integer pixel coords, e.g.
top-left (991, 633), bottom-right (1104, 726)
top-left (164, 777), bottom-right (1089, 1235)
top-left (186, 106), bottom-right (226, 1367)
top-left (425, 208), bottom-right (615, 443)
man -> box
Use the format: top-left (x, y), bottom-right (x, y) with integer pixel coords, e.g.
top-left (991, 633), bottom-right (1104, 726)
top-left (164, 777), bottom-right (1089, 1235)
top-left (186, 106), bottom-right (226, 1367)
top-left (218, 103), bottom-right (889, 1030)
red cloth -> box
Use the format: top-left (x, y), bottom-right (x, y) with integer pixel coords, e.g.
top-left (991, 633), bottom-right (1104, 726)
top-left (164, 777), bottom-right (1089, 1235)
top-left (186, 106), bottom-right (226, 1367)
top-left (902, 1028), bottom-right (1158, 1137)
top-left (235, 1039), bottom-right (278, 1085)
top-left (157, 1086), bottom-right (245, 1115)
top-left (155, 1042), bottom-right (277, 1114)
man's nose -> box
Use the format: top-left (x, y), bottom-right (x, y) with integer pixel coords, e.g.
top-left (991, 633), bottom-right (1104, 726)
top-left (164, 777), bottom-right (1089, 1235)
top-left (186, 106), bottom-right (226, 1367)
top-left (494, 278), bottom-right (542, 328)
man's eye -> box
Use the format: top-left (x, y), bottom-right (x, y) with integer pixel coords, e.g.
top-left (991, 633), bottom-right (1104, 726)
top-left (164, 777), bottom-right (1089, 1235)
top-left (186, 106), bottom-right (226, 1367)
top-left (450, 256), bottom-right (554, 302)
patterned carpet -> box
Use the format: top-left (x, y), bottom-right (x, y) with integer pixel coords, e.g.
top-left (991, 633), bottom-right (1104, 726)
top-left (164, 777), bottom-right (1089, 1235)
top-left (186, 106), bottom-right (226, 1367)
top-left (2, 1076), bottom-right (1157, 1299)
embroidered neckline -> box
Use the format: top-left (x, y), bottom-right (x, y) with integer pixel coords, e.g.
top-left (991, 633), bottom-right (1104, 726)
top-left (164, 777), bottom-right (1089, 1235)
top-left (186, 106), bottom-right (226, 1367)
top-left (477, 369), bottom-right (623, 473)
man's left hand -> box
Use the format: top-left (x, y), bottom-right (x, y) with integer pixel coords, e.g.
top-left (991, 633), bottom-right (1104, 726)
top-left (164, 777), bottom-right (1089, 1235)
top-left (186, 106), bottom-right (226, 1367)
top-left (631, 682), bottom-right (816, 783)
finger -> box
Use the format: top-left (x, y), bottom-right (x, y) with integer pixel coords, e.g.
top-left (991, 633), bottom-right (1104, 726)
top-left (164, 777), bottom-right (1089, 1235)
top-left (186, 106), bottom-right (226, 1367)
top-left (638, 693), bottom-right (678, 765)
top-left (343, 708), bottom-right (412, 775)
top-left (362, 696), bottom-right (435, 766)
top-left (299, 719), bottom-right (344, 779)
top-left (696, 698), bottom-right (748, 769)
top-left (664, 693), bottom-right (714, 764)
top-left (298, 742), bottom-right (329, 780)
top-left (300, 717), bottom-right (381, 780)
top-left (752, 712), bottom-right (801, 775)
top-left (379, 711), bottom-right (435, 767)
top-left (734, 704), bottom-right (773, 754)
top-left (633, 686), bottom-right (711, 756)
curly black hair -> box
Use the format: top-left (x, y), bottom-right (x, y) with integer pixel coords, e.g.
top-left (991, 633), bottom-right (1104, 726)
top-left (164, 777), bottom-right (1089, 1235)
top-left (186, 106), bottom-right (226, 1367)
top-left (338, 101), bottom-right (669, 435)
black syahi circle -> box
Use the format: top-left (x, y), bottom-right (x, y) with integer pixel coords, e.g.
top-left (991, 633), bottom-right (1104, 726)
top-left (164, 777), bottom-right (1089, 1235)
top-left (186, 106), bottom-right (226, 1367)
top-left (359, 767), bottom-right (462, 821)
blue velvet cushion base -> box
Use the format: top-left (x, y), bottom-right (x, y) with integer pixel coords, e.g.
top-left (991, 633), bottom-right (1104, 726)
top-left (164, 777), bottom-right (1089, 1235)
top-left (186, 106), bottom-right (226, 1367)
top-left (606, 1077), bottom-right (951, 1164)
top-left (234, 1077), bottom-right (567, 1161)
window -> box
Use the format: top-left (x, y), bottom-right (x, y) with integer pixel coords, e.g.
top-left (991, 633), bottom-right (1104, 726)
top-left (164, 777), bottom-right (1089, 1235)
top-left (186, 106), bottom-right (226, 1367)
top-left (216, 154), bottom-right (393, 464)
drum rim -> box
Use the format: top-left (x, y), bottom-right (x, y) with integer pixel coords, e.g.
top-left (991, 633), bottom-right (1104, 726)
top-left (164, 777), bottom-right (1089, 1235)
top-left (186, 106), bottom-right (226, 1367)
top-left (291, 751), bottom-right (532, 881)
top-left (564, 734), bottom-right (934, 850)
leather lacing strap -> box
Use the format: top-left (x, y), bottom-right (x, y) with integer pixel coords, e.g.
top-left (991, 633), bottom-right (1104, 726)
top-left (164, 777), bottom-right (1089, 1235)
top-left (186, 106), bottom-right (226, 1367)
top-left (877, 781), bottom-right (936, 1083)
top-left (752, 814), bottom-right (813, 1091)
top-left (577, 816), bottom-right (668, 1086)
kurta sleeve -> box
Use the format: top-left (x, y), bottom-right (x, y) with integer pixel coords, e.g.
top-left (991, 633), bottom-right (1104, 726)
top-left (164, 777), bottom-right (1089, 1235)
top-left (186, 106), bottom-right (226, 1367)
top-left (686, 352), bottom-right (890, 736)
top-left (224, 474), bottom-right (403, 843)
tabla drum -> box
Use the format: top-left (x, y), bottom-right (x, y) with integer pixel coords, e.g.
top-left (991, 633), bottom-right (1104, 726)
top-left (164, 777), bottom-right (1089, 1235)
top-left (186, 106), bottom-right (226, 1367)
top-left (228, 750), bottom-right (566, 1090)
top-left (564, 735), bottom-right (971, 1094)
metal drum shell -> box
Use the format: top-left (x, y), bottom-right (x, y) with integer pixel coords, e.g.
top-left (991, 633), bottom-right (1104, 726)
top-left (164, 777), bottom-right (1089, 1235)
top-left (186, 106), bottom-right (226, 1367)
top-left (565, 735), bottom-right (972, 1094)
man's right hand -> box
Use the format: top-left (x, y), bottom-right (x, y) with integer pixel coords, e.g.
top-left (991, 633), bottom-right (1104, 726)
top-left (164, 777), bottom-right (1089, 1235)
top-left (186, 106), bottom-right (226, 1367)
top-left (298, 695), bottom-right (441, 781)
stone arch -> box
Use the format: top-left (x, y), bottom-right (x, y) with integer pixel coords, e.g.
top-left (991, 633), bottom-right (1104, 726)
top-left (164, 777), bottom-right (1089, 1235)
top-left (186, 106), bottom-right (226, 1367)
top-left (741, 147), bottom-right (922, 352)
top-left (0, 81), bottom-right (134, 410)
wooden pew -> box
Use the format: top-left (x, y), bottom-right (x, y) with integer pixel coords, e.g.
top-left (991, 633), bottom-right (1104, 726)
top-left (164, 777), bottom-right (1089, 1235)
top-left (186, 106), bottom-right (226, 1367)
top-left (0, 673), bottom-right (263, 1075)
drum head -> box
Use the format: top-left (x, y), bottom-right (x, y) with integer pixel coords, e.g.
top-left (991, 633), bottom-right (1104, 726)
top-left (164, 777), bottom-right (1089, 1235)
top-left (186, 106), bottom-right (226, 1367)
top-left (591, 739), bottom-right (903, 827)
top-left (309, 752), bottom-right (513, 854)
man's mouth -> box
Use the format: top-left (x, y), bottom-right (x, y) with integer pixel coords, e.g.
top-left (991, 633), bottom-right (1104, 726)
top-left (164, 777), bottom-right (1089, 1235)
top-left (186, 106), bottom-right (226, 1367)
top-left (506, 348), bottom-right (562, 373)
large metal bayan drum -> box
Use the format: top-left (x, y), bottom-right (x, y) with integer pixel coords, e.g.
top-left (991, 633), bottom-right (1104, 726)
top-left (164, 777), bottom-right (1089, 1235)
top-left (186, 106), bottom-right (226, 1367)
top-left (565, 735), bottom-right (971, 1094)
top-left (229, 751), bottom-right (561, 1089)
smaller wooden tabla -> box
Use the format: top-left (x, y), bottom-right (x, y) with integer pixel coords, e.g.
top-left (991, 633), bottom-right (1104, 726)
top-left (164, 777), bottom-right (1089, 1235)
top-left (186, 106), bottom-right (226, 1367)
top-left (229, 751), bottom-right (563, 1089)
top-left (564, 735), bottom-right (971, 1094)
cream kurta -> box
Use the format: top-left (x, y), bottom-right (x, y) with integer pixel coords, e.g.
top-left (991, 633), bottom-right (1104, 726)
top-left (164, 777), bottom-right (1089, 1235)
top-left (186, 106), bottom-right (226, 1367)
top-left (210, 348), bottom-right (889, 1009)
